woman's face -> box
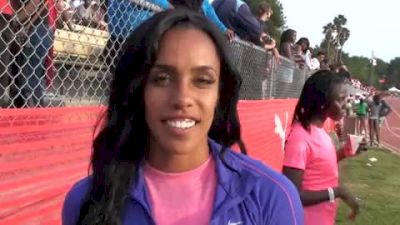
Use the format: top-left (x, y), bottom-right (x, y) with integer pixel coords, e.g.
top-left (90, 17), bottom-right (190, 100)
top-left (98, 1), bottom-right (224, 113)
top-left (300, 41), bottom-right (308, 51)
top-left (144, 27), bottom-right (220, 156)
top-left (291, 32), bottom-right (297, 43)
top-left (326, 83), bottom-right (347, 121)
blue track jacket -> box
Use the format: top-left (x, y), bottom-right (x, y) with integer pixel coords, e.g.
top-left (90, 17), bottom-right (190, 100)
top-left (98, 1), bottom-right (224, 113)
top-left (62, 139), bottom-right (304, 225)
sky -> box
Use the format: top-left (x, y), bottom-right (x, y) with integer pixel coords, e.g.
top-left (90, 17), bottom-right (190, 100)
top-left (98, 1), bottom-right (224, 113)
top-left (281, 0), bottom-right (400, 63)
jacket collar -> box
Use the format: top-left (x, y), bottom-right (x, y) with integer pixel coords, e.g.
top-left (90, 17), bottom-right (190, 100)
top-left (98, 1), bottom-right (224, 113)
top-left (129, 139), bottom-right (259, 217)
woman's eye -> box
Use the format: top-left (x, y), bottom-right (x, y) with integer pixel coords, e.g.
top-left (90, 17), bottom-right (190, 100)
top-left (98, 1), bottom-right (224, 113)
top-left (151, 73), bottom-right (171, 86)
top-left (195, 76), bottom-right (215, 87)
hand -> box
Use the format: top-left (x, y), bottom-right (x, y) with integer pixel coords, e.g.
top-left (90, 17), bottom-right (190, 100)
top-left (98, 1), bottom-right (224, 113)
top-left (270, 38), bottom-right (276, 48)
top-left (263, 39), bottom-right (276, 50)
top-left (224, 29), bottom-right (234, 42)
top-left (335, 186), bottom-right (360, 220)
top-left (272, 48), bottom-right (280, 65)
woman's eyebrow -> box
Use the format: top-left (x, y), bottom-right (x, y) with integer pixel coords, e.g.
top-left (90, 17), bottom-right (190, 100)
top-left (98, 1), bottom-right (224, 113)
top-left (191, 66), bottom-right (218, 75)
top-left (152, 64), bottom-right (177, 74)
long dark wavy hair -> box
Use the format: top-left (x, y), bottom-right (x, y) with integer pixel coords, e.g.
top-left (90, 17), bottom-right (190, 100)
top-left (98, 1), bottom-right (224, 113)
top-left (77, 9), bottom-right (246, 225)
top-left (292, 70), bottom-right (345, 130)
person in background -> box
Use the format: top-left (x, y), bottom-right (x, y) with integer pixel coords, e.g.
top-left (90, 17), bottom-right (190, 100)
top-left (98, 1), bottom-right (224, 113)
top-left (294, 37), bottom-right (311, 69)
top-left (104, 0), bottom-right (172, 73)
top-left (55, 0), bottom-right (80, 31)
top-left (368, 94), bottom-right (392, 146)
top-left (62, 9), bottom-right (303, 225)
top-left (105, 0), bottom-right (233, 73)
top-left (10, 0), bottom-right (54, 107)
top-left (256, 3), bottom-right (280, 60)
top-left (168, 0), bottom-right (234, 40)
top-left (310, 51), bottom-right (326, 70)
top-left (279, 28), bottom-right (296, 60)
top-left (320, 58), bottom-right (330, 70)
top-left (345, 98), bottom-right (353, 117)
top-left (352, 94), bottom-right (361, 134)
top-left (70, 0), bottom-right (86, 24)
top-left (0, 0), bottom-right (14, 107)
top-left (356, 98), bottom-right (368, 137)
top-left (283, 70), bottom-right (361, 225)
top-left (84, 0), bottom-right (106, 30)
top-left (212, 0), bottom-right (278, 56)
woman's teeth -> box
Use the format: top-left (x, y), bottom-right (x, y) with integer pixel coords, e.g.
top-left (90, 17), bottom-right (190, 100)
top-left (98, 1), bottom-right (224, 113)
top-left (166, 119), bottom-right (196, 129)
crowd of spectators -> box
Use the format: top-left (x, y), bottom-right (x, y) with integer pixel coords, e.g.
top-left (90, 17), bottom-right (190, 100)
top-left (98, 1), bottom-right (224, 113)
top-left (55, 0), bottom-right (106, 31)
top-left (0, 0), bottom-right (389, 108)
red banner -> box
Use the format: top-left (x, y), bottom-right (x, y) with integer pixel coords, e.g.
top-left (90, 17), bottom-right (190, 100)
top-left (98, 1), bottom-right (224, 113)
top-left (0, 99), bottom-right (340, 224)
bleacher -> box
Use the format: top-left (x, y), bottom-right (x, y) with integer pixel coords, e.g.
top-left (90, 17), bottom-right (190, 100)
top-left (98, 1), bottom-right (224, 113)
top-left (53, 25), bottom-right (108, 60)
top-left (48, 26), bottom-right (111, 105)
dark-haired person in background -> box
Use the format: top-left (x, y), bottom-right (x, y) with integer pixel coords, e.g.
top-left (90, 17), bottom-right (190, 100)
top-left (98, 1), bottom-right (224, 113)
top-left (283, 71), bottom-right (363, 225)
top-left (212, 0), bottom-right (277, 50)
top-left (62, 9), bottom-right (303, 225)
top-left (9, 0), bottom-right (54, 107)
top-left (293, 37), bottom-right (311, 69)
top-left (368, 94), bottom-right (391, 146)
top-left (279, 28), bottom-right (297, 60)
top-left (310, 51), bottom-right (326, 70)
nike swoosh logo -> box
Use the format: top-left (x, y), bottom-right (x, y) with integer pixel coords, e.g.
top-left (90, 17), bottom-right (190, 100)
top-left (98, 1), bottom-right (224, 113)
top-left (228, 220), bottom-right (243, 225)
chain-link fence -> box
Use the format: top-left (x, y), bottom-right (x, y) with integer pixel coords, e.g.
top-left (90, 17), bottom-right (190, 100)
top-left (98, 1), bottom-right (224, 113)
top-left (0, 0), bottom-right (309, 109)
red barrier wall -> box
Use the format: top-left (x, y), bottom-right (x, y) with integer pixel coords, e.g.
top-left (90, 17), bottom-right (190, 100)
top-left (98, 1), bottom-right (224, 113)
top-left (1, 99), bottom-right (335, 224)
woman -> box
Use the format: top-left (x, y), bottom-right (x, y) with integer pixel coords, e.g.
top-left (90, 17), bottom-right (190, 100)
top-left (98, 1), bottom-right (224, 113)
top-left (283, 70), bottom-right (360, 225)
top-left (356, 98), bottom-right (368, 137)
top-left (368, 94), bottom-right (391, 146)
top-left (294, 37), bottom-right (311, 69)
top-left (62, 9), bottom-right (303, 225)
top-left (279, 29), bottom-right (297, 60)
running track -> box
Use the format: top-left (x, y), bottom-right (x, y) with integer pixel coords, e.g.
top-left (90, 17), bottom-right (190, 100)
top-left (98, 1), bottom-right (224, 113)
top-left (381, 97), bottom-right (400, 153)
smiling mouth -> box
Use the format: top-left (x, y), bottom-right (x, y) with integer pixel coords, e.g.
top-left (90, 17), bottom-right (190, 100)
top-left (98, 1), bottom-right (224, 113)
top-left (165, 119), bottom-right (197, 129)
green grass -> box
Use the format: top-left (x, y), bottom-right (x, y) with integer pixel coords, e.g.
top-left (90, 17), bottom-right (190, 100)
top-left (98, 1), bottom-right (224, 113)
top-left (336, 148), bottom-right (400, 225)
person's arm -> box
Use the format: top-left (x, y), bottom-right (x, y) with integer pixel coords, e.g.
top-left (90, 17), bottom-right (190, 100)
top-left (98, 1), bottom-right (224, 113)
top-left (201, 0), bottom-right (227, 32)
top-left (283, 128), bottom-right (359, 217)
top-left (283, 167), bottom-right (339, 205)
top-left (261, 33), bottom-right (276, 49)
top-left (283, 167), bottom-right (360, 221)
top-left (61, 10), bottom-right (76, 31)
top-left (280, 43), bottom-right (293, 60)
top-left (381, 100), bottom-right (392, 116)
top-left (234, 3), bottom-right (263, 42)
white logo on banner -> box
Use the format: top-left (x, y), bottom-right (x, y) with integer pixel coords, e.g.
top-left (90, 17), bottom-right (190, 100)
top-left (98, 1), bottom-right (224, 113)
top-left (274, 112), bottom-right (289, 151)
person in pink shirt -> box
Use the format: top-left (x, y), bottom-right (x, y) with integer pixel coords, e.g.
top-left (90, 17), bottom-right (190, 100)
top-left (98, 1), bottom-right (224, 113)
top-left (283, 70), bottom-right (362, 225)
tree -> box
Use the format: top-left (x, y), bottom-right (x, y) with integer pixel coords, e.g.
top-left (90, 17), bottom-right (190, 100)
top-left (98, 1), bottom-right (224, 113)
top-left (387, 57), bottom-right (400, 88)
top-left (320, 15), bottom-right (350, 65)
top-left (246, 0), bottom-right (286, 41)
top-left (342, 55), bottom-right (391, 89)
top-left (321, 22), bottom-right (335, 61)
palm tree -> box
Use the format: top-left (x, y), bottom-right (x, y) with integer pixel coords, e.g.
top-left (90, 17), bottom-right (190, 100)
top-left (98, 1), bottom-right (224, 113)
top-left (337, 27), bottom-right (350, 63)
top-left (323, 22), bottom-right (335, 60)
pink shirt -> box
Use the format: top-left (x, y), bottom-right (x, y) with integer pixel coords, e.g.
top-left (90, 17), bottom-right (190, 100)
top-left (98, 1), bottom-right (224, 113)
top-left (144, 156), bottom-right (217, 225)
top-left (284, 123), bottom-right (339, 225)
